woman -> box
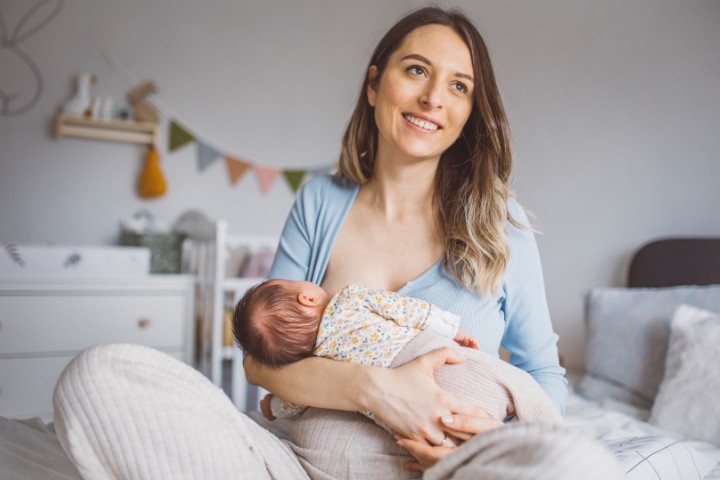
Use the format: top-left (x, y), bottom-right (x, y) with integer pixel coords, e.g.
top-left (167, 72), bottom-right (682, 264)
top-left (245, 4), bottom-right (566, 471)
top-left (54, 7), bottom-right (620, 480)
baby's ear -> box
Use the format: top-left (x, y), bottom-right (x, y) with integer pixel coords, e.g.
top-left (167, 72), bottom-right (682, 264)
top-left (297, 292), bottom-right (318, 307)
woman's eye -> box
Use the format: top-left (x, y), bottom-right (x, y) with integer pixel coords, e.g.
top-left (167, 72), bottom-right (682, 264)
top-left (407, 65), bottom-right (426, 76)
top-left (453, 82), bottom-right (469, 94)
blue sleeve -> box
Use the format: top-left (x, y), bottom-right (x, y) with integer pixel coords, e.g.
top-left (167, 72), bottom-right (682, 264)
top-left (501, 199), bottom-right (568, 414)
top-left (269, 181), bottom-right (317, 282)
top-left (269, 176), bottom-right (346, 285)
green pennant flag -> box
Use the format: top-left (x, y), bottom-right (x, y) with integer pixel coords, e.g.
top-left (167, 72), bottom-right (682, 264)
top-left (283, 169), bottom-right (307, 192)
top-left (169, 120), bottom-right (195, 152)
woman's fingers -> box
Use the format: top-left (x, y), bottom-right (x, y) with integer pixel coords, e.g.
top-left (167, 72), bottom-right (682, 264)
top-left (368, 348), bottom-right (497, 446)
top-left (417, 346), bottom-right (466, 370)
top-left (396, 436), bottom-right (456, 471)
top-left (440, 413), bottom-right (504, 441)
top-left (369, 348), bottom-right (468, 444)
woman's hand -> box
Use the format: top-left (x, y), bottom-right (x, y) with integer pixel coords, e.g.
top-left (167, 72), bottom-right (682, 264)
top-left (397, 412), bottom-right (504, 472)
top-left (364, 347), bottom-right (484, 445)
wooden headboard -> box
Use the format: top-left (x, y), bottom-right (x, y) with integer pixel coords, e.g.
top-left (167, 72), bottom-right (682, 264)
top-left (628, 238), bottom-right (720, 288)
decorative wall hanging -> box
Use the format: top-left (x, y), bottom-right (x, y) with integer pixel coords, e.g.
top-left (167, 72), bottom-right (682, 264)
top-left (167, 118), bottom-right (333, 193)
top-left (0, 0), bottom-right (64, 117)
top-left (103, 50), bottom-right (334, 194)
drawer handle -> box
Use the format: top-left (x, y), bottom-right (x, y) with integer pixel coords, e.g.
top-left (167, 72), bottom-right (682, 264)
top-left (137, 318), bottom-right (151, 329)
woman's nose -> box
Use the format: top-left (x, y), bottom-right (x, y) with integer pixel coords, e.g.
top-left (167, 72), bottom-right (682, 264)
top-left (420, 81), bottom-right (443, 109)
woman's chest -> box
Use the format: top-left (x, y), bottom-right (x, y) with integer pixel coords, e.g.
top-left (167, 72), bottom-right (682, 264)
top-left (321, 208), bottom-right (443, 295)
top-left (401, 276), bottom-right (508, 354)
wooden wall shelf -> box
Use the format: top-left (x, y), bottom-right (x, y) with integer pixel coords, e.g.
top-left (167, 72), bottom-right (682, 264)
top-left (55, 114), bottom-right (159, 147)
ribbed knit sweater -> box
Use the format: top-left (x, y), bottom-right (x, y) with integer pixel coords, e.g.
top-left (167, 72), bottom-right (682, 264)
top-left (269, 175), bottom-right (567, 413)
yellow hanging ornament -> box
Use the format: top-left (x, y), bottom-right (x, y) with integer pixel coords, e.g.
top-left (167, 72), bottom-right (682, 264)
top-left (137, 146), bottom-right (167, 198)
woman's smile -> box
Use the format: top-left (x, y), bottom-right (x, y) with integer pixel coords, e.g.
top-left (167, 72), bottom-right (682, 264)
top-left (402, 113), bottom-right (441, 132)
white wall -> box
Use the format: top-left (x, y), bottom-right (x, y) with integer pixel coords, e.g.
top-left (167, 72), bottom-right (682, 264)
top-left (1, 0), bottom-right (719, 369)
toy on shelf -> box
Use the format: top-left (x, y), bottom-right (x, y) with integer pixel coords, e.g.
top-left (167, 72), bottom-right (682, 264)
top-left (127, 81), bottom-right (159, 123)
top-left (62, 72), bottom-right (96, 117)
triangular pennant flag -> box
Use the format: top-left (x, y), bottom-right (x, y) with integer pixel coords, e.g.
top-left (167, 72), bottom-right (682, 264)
top-left (225, 156), bottom-right (251, 185)
top-left (282, 169), bottom-right (307, 193)
top-left (254, 165), bottom-right (281, 193)
top-left (196, 141), bottom-right (222, 171)
top-left (168, 120), bottom-right (195, 152)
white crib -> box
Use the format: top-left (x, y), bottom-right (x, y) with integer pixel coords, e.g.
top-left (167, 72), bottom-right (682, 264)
top-left (178, 212), bottom-right (275, 411)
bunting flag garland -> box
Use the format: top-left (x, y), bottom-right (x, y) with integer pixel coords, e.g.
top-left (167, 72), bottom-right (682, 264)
top-left (169, 120), bottom-right (194, 152)
top-left (254, 165), bottom-right (282, 193)
top-left (101, 51), bottom-right (331, 195)
top-left (225, 156), bottom-right (251, 185)
top-left (283, 170), bottom-right (307, 193)
top-left (197, 142), bottom-right (223, 171)
top-left (166, 117), bottom-right (333, 194)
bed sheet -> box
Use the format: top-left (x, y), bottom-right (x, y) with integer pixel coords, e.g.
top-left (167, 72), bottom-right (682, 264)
top-left (565, 390), bottom-right (720, 479)
top-left (0, 415), bottom-right (80, 479)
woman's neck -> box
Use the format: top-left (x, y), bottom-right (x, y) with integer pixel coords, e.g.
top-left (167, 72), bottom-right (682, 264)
top-left (361, 155), bottom-right (438, 221)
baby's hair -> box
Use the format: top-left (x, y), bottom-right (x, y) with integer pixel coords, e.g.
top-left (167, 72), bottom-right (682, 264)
top-left (233, 280), bottom-right (321, 368)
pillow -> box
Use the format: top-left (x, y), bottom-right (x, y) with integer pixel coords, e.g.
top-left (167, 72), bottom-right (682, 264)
top-left (602, 435), bottom-right (717, 480)
top-left (579, 285), bottom-right (720, 408)
top-left (649, 305), bottom-right (720, 444)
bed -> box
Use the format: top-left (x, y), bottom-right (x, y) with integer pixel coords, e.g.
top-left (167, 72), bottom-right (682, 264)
top-left (1, 237), bottom-right (719, 479)
top-left (566, 237), bottom-right (720, 479)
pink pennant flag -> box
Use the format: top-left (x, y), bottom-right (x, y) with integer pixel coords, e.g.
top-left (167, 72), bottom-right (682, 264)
top-left (254, 165), bottom-right (281, 193)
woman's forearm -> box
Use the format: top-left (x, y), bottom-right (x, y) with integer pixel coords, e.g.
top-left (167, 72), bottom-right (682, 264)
top-left (246, 348), bottom-right (489, 447)
top-left (244, 355), bottom-right (375, 412)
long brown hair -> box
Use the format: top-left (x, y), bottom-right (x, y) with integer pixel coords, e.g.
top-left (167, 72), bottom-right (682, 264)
top-left (338, 6), bottom-right (516, 293)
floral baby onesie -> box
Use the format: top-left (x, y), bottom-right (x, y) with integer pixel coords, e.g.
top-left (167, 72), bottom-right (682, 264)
top-left (271, 284), bottom-right (460, 419)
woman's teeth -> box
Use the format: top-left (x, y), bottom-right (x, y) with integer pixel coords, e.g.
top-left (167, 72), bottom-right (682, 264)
top-left (403, 114), bottom-right (439, 131)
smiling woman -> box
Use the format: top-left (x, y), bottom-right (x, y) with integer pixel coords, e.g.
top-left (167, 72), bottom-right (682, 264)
top-left (52, 6), bottom-right (622, 480)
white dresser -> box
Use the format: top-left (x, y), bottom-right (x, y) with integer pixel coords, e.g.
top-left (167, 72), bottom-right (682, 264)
top-left (0, 275), bottom-right (195, 420)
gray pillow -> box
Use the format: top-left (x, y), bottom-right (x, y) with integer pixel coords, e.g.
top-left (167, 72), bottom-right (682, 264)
top-left (649, 305), bottom-right (720, 444)
top-left (579, 285), bottom-right (720, 408)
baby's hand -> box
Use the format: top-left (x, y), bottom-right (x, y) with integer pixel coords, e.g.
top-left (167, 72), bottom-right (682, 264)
top-left (260, 393), bottom-right (276, 421)
top-left (454, 328), bottom-right (479, 350)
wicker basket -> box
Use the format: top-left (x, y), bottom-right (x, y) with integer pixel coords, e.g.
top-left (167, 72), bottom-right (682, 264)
top-left (119, 231), bottom-right (185, 274)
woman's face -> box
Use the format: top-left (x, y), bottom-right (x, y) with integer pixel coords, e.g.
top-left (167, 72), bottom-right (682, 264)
top-left (368, 24), bottom-right (474, 165)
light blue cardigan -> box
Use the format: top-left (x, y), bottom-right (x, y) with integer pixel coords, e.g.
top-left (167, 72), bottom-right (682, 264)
top-left (269, 175), bottom-right (567, 413)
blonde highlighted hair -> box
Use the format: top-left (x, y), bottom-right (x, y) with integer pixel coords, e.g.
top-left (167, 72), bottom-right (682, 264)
top-left (338, 6), bottom-right (519, 293)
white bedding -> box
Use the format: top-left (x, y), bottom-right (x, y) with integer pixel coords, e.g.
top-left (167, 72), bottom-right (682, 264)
top-left (564, 389), bottom-right (720, 479)
top-left (1, 390), bottom-right (718, 479)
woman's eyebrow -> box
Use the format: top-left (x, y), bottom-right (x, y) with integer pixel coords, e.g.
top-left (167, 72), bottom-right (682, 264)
top-left (400, 53), bottom-right (473, 82)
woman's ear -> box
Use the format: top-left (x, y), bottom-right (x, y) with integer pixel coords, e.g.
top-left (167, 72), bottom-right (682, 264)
top-left (367, 65), bottom-right (378, 107)
top-left (297, 292), bottom-right (318, 307)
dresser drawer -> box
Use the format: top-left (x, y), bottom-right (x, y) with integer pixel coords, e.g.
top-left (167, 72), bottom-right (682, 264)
top-left (0, 294), bottom-right (187, 355)
top-left (0, 352), bottom-right (183, 420)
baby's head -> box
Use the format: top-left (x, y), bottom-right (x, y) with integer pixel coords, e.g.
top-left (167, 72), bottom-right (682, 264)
top-left (233, 279), bottom-right (329, 368)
